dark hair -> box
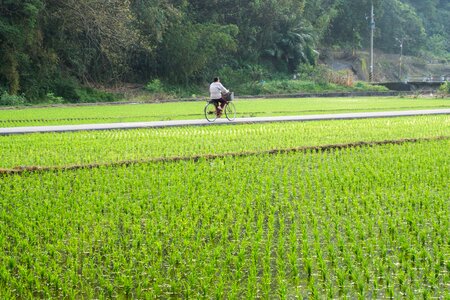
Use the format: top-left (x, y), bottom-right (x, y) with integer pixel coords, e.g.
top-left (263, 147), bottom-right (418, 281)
top-left (213, 77), bottom-right (219, 82)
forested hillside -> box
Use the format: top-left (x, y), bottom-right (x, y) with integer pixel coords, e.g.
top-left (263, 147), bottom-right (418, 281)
top-left (0, 0), bottom-right (448, 102)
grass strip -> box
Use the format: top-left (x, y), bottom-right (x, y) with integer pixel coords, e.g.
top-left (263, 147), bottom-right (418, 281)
top-left (1, 97), bottom-right (448, 127)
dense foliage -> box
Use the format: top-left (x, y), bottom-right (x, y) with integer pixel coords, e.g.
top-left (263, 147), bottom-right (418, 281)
top-left (0, 0), bottom-right (448, 101)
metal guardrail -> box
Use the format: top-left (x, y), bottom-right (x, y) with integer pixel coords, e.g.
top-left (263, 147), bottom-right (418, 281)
top-left (405, 75), bottom-right (450, 83)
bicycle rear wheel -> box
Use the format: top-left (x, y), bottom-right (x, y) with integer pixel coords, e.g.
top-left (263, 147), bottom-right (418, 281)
top-left (204, 102), bottom-right (218, 122)
top-left (225, 102), bottom-right (236, 121)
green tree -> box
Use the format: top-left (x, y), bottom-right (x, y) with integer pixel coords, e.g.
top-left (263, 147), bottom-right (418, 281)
top-left (187, 0), bottom-right (314, 72)
top-left (157, 21), bottom-right (238, 83)
top-left (44, 0), bottom-right (142, 83)
top-left (376, 0), bottom-right (427, 55)
top-left (303, 0), bottom-right (340, 42)
top-left (1, 0), bottom-right (448, 101)
top-left (0, 0), bottom-right (44, 95)
top-left (323, 0), bottom-right (428, 56)
top-left (129, 0), bottom-right (186, 79)
top-left (323, 0), bottom-right (373, 50)
top-left (264, 18), bottom-right (315, 72)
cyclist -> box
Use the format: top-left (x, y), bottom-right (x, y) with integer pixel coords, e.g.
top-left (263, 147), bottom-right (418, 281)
top-left (209, 77), bottom-right (229, 116)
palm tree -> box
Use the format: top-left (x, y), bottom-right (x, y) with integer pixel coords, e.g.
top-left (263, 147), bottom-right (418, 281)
top-left (265, 17), bottom-right (315, 72)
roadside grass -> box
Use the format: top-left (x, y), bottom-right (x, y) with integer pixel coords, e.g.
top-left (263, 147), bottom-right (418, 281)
top-left (236, 97), bottom-right (450, 118)
top-left (0, 96), bottom-right (449, 127)
top-left (234, 79), bottom-right (388, 95)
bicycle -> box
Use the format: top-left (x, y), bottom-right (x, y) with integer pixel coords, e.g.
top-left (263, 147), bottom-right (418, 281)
top-left (204, 92), bottom-right (236, 122)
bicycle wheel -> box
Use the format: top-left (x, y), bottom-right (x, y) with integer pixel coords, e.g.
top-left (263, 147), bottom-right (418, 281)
top-left (204, 102), bottom-right (218, 122)
top-left (225, 102), bottom-right (236, 121)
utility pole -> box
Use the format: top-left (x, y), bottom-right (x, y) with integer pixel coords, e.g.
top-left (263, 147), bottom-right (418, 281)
top-left (369, 2), bottom-right (375, 82)
top-left (396, 38), bottom-right (404, 80)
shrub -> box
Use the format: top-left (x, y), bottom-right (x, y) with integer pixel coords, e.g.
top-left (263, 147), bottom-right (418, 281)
top-left (52, 77), bottom-right (80, 102)
top-left (75, 87), bottom-right (119, 103)
top-left (0, 91), bottom-right (26, 106)
top-left (145, 79), bottom-right (164, 93)
top-left (438, 81), bottom-right (450, 95)
top-left (353, 81), bottom-right (388, 91)
top-left (237, 79), bottom-right (347, 95)
top-left (45, 92), bottom-right (65, 104)
top-left (143, 80), bottom-right (204, 99)
top-left (51, 76), bottom-right (119, 103)
top-left (218, 65), bottom-right (269, 88)
top-left (308, 65), bottom-right (354, 87)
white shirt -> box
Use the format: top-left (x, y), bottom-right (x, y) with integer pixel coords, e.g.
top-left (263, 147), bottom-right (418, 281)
top-left (209, 82), bottom-right (229, 99)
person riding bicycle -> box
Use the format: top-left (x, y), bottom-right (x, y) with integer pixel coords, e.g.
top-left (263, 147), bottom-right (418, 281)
top-left (209, 77), bottom-right (229, 116)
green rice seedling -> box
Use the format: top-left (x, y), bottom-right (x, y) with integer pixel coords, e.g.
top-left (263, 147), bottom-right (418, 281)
top-left (356, 276), bottom-right (366, 299)
top-left (1, 96), bottom-right (449, 127)
top-left (0, 138), bottom-right (448, 298)
top-left (276, 274), bottom-right (288, 299)
top-left (304, 258), bottom-right (313, 281)
top-left (261, 259), bottom-right (272, 299)
top-left (317, 254), bottom-right (328, 283)
top-left (1, 115), bottom-right (449, 170)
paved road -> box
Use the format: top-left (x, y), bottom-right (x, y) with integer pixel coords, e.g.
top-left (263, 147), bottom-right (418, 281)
top-left (1, 109), bottom-right (449, 135)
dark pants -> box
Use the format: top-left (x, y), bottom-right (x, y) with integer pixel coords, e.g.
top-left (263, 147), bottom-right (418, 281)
top-left (212, 98), bottom-right (226, 109)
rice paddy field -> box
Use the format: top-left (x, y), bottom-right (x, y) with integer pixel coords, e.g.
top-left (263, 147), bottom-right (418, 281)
top-left (0, 97), bottom-right (449, 298)
top-left (0, 96), bottom-right (449, 127)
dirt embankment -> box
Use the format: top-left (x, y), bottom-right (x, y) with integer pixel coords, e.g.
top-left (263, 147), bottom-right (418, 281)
top-left (323, 51), bottom-right (450, 82)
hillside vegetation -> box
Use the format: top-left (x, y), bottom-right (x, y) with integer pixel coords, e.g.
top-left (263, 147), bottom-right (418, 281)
top-left (0, 0), bottom-right (449, 103)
